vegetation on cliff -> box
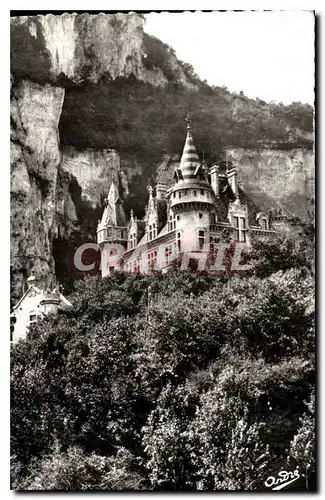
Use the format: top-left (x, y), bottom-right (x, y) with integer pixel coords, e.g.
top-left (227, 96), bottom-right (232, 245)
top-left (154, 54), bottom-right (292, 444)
top-left (60, 75), bottom-right (313, 173)
top-left (11, 229), bottom-right (315, 491)
top-left (59, 33), bottom-right (313, 217)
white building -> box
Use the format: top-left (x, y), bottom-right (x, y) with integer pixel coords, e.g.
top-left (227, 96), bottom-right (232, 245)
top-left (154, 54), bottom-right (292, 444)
top-left (10, 272), bottom-right (72, 343)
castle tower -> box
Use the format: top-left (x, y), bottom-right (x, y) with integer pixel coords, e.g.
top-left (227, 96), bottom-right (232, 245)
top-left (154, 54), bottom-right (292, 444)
top-left (168, 117), bottom-right (216, 265)
top-left (97, 179), bottom-right (127, 276)
top-left (39, 289), bottom-right (61, 315)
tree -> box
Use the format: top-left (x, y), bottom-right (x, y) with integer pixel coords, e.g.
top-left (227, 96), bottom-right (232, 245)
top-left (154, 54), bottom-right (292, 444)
top-left (190, 389), bottom-right (271, 490)
top-left (14, 442), bottom-right (145, 491)
top-left (10, 260), bottom-right (315, 491)
top-left (250, 229), bottom-right (314, 278)
top-left (289, 392), bottom-right (315, 490)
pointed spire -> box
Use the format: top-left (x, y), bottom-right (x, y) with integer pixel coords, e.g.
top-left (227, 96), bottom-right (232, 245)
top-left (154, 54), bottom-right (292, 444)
top-left (179, 114), bottom-right (200, 180)
top-left (108, 179), bottom-right (119, 206)
top-left (98, 179), bottom-right (126, 228)
top-left (186, 112), bottom-right (191, 131)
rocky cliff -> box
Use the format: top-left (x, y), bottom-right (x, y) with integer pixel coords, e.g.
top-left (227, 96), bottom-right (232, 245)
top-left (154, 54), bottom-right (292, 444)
top-left (10, 12), bottom-right (314, 302)
top-left (226, 147), bottom-right (315, 221)
top-left (11, 13), bottom-right (197, 88)
top-left (11, 79), bottom-right (65, 300)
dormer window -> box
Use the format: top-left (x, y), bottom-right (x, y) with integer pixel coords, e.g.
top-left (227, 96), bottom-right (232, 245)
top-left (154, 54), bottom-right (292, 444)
top-left (261, 218), bottom-right (268, 230)
top-left (129, 232), bottom-right (136, 249)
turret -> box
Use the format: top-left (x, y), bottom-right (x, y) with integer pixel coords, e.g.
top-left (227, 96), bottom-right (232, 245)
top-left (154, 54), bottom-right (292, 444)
top-left (156, 183), bottom-right (167, 200)
top-left (97, 179), bottom-right (128, 277)
top-left (40, 289), bottom-right (61, 315)
top-left (167, 116), bottom-right (215, 256)
top-left (145, 185), bottom-right (159, 242)
top-left (97, 179), bottom-right (127, 247)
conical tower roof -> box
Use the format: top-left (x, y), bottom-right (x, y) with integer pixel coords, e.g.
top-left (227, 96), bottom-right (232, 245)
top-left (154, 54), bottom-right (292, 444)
top-left (99, 180), bottom-right (126, 227)
top-left (179, 118), bottom-right (200, 180)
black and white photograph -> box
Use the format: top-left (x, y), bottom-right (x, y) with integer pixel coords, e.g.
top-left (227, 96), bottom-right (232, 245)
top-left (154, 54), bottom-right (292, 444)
top-left (9, 8), bottom-right (315, 492)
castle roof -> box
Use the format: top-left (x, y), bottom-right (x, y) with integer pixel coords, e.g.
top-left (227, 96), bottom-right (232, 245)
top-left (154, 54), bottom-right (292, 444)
top-left (99, 180), bottom-right (126, 228)
top-left (179, 120), bottom-right (200, 181)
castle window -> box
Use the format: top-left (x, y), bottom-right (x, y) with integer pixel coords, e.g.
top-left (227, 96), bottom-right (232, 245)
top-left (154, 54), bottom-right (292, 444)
top-left (153, 222), bottom-right (157, 239)
top-left (129, 233), bottom-right (136, 249)
top-left (149, 224), bottom-right (152, 241)
top-left (169, 213), bottom-right (176, 231)
top-left (178, 191), bottom-right (182, 198)
top-left (29, 313), bottom-right (37, 325)
top-left (173, 192), bottom-right (176, 198)
top-left (210, 213), bottom-right (216, 225)
top-left (165, 245), bottom-right (172, 265)
top-left (199, 213), bottom-right (203, 219)
top-left (234, 216), bottom-right (246, 242)
top-left (168, 214), bottom-right (173, 231)
top-left (193, 190), bottom-right (197, 197)
top-left (177, 232), bottom-right (181, 252)
top-left (148, 251), bottom-right (156, 271)
top-left (198, 230), bottom-right (205, 249)
top-left (200, 189), bottom-right (204, 195)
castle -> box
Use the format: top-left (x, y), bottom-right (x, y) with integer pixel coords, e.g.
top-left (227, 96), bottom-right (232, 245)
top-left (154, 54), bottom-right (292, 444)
top-left (11, 118), bottom-right (289, 343)
top-left (97, 118), bottom-right (283, 276)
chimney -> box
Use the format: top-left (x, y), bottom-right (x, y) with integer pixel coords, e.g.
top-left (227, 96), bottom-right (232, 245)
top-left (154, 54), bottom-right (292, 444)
top-left (227, 167), bottom-right (239, 197)
top-left (209, 164), bottom-right (219, 197)
top-left (156, 183), bottom-right (167, 200)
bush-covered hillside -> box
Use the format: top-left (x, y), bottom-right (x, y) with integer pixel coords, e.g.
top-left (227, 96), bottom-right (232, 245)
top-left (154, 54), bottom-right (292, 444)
top-left (60, 75), bottom-right (313, 177)
top-left (11, 227), bottom-right (315, 491)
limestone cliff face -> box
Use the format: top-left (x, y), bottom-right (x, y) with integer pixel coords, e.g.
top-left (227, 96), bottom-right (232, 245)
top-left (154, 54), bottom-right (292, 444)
top-left (61, 147), bottom-right (122, 207)
top-left (11, 79), bottom-right (65, 301)
top-left (226, 148), bottom-right (315, 221)
top-left (10, 13), bottom-right (196, 89)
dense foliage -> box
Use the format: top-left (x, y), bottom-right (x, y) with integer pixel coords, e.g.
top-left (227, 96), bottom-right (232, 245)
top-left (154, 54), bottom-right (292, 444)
top-left (11, 230), bottom-right (315, 491)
